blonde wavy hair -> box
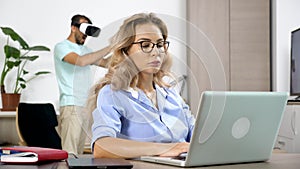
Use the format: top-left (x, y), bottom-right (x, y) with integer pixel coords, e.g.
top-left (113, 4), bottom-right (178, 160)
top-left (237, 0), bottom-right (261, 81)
top-left (87, 13), bottom-right (175, 112)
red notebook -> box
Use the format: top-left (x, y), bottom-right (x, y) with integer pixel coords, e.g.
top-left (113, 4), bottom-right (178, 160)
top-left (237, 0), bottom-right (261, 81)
top-left (0, 146), bottom-right (68, 164)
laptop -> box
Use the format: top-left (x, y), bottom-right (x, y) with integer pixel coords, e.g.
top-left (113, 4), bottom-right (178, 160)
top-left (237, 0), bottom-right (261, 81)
top-left (67, 158), bottom-right (133, 169)
top-left (140, 91), bottom-right (288, 167)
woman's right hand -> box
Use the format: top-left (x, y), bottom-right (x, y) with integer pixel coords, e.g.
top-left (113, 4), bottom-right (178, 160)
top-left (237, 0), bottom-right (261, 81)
top-left (158, 142), bottom-right (190, 157)
top-left (93, 137), bottom-right (190, 158)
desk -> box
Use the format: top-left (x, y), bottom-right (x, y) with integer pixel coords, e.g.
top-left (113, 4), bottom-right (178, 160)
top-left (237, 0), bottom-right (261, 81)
top-left (277, 102), bottom-right (300, 152)
top-left (0, 153), bottom-right (299, 169)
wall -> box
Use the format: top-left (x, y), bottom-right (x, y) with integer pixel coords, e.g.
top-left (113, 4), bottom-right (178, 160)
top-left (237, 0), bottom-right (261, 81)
top-left (272, 0), bottom-right (300, 96)
top-left (0, 0), bottom-right (186, 111)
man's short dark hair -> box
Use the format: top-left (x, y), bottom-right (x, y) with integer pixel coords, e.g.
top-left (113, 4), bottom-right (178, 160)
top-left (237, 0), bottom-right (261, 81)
top-left (71, 14), bottom-right (92, 27)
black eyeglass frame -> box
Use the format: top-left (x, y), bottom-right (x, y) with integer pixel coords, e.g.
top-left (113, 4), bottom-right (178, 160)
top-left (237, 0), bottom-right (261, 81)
top-left (131, 41), bottom-right (170, 53)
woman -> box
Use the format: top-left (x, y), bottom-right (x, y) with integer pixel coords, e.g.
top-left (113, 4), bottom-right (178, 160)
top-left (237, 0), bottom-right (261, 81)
top-left (90, 13), bottom-right (195, 158)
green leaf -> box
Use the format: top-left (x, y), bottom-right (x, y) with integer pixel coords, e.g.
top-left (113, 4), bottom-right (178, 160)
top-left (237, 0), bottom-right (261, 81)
top-left (13, 61), bottom-right (21, 67)
top-left (20, 83), bottom-right (26, 89)
top-left (1, 27), bottom-right (29, 49)
top-left (20, 55), bottom-right (39, 61)
top-left (27, 46), bottom-right (50, 51)
top-left (35, 71), bottom-right (51, 75)
top-left (22, 70), bottom-right (29, 75)
top-left (18, 77), bottom-right (26, 82)
top-left (7, 61), bottom-right (16, 69)
top-left (7, 61), bottom-right (21, 68)
top-left (4, 45), bottom-right (20, 59)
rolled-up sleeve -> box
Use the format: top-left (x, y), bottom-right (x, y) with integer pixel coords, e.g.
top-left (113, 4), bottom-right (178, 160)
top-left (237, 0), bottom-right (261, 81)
top-left (185, 107), bottom-right (195, 142)
top-left (168, 88), bottom-right (195, 142)
top-left (91, 85), bottom-right (122, 148)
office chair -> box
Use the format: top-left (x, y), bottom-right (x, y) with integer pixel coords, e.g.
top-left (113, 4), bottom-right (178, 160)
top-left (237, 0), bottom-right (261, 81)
top-left (16, 103), bottom-right (62, 149)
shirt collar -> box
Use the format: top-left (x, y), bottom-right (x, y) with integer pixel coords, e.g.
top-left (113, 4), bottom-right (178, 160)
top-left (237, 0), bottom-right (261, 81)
top-left (124, 84), bottom-right (168, 100)
top-left (154, 84), bottom-right (168, 98)
top-left (125, 87), bottom-right (139, 99)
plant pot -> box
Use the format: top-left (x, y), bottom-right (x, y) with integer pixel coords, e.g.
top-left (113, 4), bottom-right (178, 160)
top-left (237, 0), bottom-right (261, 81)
top-left (1, 93), bottom-right (21, 111)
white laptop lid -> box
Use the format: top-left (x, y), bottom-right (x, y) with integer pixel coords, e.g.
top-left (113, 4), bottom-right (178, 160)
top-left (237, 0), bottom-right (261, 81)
top-left (186, 91), bottom-right (288, 166)
top-left (141, 91), bottom-right (288, 167)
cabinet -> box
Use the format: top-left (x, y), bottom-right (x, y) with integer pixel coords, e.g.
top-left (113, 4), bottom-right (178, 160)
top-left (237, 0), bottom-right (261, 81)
top-left (186, 0), bottom-right (270, 114)
top-left (276, 103), bottom-right (300, 152)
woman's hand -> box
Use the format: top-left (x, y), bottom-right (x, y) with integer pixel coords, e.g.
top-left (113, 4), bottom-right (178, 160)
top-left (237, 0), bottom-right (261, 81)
top-left (158, 142), bottom-right (190, 157)
top-left (93, 137), bottom-right (190, 158)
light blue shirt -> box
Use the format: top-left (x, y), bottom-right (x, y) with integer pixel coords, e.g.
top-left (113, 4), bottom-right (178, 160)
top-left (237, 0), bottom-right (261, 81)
top-left (91, 84), bottom-right (195, 148)
top-left (54, 40), bottom-right (93, 107)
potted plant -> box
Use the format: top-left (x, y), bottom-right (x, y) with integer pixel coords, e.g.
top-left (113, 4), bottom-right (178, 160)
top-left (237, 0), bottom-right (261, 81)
top-left (0, 27), bottom-right (51, 111)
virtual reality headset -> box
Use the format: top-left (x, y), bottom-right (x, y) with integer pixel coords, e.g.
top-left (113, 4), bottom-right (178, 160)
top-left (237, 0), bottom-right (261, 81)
top-left (78, 23), bottom-right (101, 37)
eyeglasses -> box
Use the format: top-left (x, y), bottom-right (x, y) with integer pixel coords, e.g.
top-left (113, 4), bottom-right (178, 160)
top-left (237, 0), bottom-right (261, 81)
top-left (132, 41), bottom-right (170, 53)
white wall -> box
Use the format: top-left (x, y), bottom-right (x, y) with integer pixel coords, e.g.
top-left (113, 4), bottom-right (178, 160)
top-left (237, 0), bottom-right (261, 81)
top-left (0, 0), bottom-right (186, 111)
top-left (272, 0), bottom-right (300, 97)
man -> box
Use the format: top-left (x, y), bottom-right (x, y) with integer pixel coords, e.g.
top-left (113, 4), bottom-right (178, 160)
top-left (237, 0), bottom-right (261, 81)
top-left (54, 14), bottom-right (110, 154)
